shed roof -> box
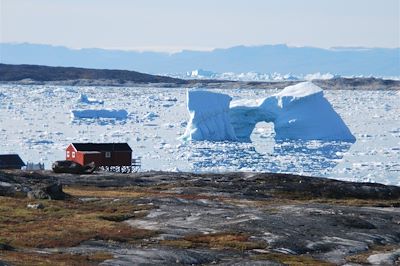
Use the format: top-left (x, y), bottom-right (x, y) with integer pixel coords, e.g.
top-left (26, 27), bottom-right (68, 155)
top-left (71, 143), bottom-right (132, 152)
top-left (0, 154), bottom-right (26, 168)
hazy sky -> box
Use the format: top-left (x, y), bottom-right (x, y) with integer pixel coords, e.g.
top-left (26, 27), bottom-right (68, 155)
top-left (1, 0), bottom-right (399, 52)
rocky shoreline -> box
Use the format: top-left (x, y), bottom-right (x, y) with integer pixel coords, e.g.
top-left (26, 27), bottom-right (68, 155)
top-left (1, 170), bottom-right (399, 265)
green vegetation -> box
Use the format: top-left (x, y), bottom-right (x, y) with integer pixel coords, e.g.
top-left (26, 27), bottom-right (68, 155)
top-left (0, 250), bottom-right (113, 266)
top-left (162, 232), bottom-right (267, 251)
top-left (252, 253), bottom-right (335, 266)
top-left (0, 196), bottom-right (155, 248)
top-left (0, 189), bottom-right (157, 265)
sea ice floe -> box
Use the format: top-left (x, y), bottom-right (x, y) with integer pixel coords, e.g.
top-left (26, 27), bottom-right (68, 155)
top-left (25, 139), bottom-right (54, 145)
top-left (143, 112), bottom-right (159, 121)
top-left (71, 109), bottom-right (128, 120)
top-left (162, 103), bottom-right (174, 108)
top-left (164, 97), bottom-right (178, 102)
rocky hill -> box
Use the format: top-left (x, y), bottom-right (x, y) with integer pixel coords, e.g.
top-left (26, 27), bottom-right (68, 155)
top-left (0, 63), bottom-right (186, 84)
top-left (1, 63), bottom-right (399, 90)
top-left (1, 170), bottom-right (400, 265)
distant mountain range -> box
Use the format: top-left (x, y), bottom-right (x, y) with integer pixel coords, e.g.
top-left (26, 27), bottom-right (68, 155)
top-left (1, 43), bottom-right (399, 76)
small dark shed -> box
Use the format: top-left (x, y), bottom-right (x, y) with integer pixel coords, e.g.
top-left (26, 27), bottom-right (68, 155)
top-left (0, 154), bottom-right (26, 169)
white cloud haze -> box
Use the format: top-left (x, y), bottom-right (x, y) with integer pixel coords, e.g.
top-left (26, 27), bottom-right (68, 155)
top-left (1, 0), bottom-right (399, 52)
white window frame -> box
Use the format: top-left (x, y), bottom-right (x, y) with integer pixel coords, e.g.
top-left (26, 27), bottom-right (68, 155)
top-left (105, 152), bottom-right (111, 158)
top-left (66, 151), bottom-right (70, 158)
top-left (72, 151), bottom-right (76, 158)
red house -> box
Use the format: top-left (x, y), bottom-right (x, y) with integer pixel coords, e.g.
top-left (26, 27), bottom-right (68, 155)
top-left (66, 143), bottom-right (134, 171)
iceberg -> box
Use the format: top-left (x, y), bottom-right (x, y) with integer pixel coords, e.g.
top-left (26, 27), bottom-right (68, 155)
top-left (71, 109), bottom-right (128, 120)
top-left (143, 112), bottom-right (159, 121)
top-left (183, 82), bottom-right (356, 142)
top-left (188, 69), bottom-right (216, 78)
top-left (182, 90), bottom-right (237, 141)
top-left (304, 72), bottom-right (336, 80)
top-left (78, 94), bottom-right (104, 105)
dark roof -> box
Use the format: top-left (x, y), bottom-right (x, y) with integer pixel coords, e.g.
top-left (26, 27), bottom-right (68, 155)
top-left (72, 143), bottom-right (132, 152)
top-left (0, 154), bottom-right (26, 168)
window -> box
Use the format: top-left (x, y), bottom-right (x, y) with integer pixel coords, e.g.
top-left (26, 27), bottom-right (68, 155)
top-left (105, 152), bottom-right (111, 158)
top-left (66, 151), bottom-right (70, 158)
top-left (72, 152), bottom-right (76, 158)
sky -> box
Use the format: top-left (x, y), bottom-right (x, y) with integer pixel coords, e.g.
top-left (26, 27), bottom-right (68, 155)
top-left (0, 0), bottom-right (399, 52)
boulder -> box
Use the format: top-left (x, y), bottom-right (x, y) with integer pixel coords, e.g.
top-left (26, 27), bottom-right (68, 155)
top-left (52, 160), bottom-right (96, 174)
top-left (0, 242), bottom-right (14, 251)
top-left (0, 181), bottom-right (15, 197)
top-left (27, 182), bottom-right (67, 200)
top-left (27, 203), bottom-right (45, 209)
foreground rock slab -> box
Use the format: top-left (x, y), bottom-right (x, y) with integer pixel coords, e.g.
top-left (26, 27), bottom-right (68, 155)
top-left (0, 170), bottom-right (399, 265)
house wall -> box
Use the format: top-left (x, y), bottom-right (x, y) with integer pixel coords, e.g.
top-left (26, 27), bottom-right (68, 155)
top-left (0, 164), bottom-right (23, 169)
top-left (74, 152), bottom-right (85, 166)
top-left (82, 153), bottom-right (102, 165)
top-left (106, 151), bottom-right (132, 166)
top-left (96, 151), bottom-right (131, 166)
top-left (66, 145), bottom-right (77, 162)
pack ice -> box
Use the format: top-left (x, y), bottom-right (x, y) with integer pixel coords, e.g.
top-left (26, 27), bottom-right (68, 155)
top-left (183, 82), bottom-right (356, 142)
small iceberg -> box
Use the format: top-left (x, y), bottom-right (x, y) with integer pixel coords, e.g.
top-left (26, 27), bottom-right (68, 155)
top-left (143, 112), bottom-right (159, 121)
top-left (78, 94), bottom-right (104, 105)
top-left (71, 109), bottom-right (128, 120)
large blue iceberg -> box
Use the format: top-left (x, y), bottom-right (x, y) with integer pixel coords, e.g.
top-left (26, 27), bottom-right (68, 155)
top-left (182, 82), bottom-right (356, 142)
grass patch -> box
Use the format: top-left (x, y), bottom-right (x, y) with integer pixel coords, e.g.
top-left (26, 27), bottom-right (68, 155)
top-left (161, 239), bottom-right (194, 249)
top-left (0, 250), bottom-right (113, 266)
top-left (63, 186), bottom-right (145, 198)
top-left (252, 253), bottom-right (335, 266)
top-left (225, 197), bottom-right (400, 209)
top-left (64, 185), bottom-right (226, 202)
top-left (305, 198), bottom-right (400, 207)
top-left (162, 232), bottom-right (267, 251)
top-left (269, 190), bottom-right (400, 207)
top-left (0, 194), bottom-right (155, 249)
